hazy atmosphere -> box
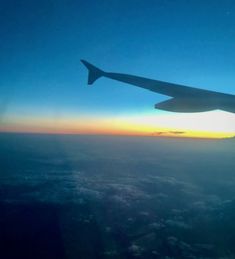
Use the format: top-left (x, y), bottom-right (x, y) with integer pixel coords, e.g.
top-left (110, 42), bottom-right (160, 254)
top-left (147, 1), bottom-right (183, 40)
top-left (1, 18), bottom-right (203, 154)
top-left (1, 134), bottom-right (235, 258)
top-left (1, 1), bottom-right (235, 258)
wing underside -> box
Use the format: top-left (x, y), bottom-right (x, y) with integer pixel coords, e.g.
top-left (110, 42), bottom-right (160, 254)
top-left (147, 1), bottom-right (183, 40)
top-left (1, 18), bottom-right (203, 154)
top-left (155, 98), bottom-right (218, 113)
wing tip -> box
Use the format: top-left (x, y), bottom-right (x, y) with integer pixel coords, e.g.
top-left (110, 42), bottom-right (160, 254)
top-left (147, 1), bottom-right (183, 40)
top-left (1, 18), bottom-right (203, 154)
top-left (81, 59), bottom-right (104, 85)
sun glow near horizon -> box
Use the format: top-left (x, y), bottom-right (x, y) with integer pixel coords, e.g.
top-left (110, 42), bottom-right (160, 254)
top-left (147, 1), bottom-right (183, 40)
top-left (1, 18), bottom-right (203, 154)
top-left (1, 110), bottom-right (235, 139)
top-left (113, 110), bottom-right (235, 138)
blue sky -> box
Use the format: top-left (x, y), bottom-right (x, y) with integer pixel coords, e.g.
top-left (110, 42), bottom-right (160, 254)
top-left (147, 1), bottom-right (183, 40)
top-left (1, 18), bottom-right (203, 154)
top-left (1, 0), bottom-right (235, 136)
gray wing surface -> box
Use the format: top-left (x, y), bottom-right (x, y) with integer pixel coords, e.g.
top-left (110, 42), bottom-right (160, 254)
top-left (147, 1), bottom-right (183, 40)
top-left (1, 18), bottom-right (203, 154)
top-left (81, 60), bottom-right (235, 113)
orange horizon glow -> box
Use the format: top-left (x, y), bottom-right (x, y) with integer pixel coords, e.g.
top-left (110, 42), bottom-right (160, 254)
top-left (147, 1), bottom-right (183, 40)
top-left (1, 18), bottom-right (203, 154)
top-left (0, 127), bottom-right (233, 139)
top-left (1, 110), bottom-right (235, 139)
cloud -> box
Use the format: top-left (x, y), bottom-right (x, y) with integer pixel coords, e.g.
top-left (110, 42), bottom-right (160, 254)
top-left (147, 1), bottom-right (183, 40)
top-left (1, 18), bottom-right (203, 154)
top-left (169, 131), bottom-right (185, 135)
top-left (152, 130), bottom-right (185, 136)
top-left (152, 131), bottom-right (165, 136)
top-left (165, 219), bottom-right (192, 229)
top-left (128, 244), bottom-right (144, 256)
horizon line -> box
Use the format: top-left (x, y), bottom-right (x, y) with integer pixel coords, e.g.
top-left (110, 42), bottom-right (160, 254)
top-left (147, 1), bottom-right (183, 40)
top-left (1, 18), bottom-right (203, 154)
top-left (0, 130), bottom-right (234, 140)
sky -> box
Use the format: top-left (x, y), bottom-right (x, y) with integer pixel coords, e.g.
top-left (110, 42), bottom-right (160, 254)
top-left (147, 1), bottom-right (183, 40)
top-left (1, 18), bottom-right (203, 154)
top-left (0, 0), bottom-right (235, 138)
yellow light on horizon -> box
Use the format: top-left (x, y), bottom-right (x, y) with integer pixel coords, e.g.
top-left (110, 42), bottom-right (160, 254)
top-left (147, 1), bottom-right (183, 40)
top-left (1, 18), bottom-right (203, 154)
top-left (112, 110), bottom-right (235, 138)
top-left (0, 110), bottom-right (234, 139)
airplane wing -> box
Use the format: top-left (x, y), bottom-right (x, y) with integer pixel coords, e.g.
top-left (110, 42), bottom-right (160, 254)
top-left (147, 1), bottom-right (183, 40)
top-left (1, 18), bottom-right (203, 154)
top-left (81, 60), bottom-right (235, 113)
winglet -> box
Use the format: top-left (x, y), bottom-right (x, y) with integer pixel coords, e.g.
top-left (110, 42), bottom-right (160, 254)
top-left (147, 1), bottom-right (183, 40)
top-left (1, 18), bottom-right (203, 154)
top-left (81, 59), bottom-right (104, 85)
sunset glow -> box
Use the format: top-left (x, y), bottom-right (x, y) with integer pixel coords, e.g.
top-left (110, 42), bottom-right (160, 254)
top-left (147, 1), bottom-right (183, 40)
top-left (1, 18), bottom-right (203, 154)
top-left (1, 110), bottom-right (234, 139)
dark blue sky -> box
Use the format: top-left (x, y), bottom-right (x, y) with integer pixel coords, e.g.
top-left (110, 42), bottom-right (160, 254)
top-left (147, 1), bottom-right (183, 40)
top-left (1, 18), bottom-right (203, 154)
top-left (1, 0), bottom-right (235, 134)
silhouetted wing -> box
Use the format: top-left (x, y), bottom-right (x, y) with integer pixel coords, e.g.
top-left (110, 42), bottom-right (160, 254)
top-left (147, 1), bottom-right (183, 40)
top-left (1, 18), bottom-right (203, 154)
top-left (81, 60), bottom-right (235, 113)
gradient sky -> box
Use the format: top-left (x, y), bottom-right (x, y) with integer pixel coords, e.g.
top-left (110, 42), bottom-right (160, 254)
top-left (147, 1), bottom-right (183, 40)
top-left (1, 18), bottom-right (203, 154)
top-left (1, 0), bottom-right (235, 138)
